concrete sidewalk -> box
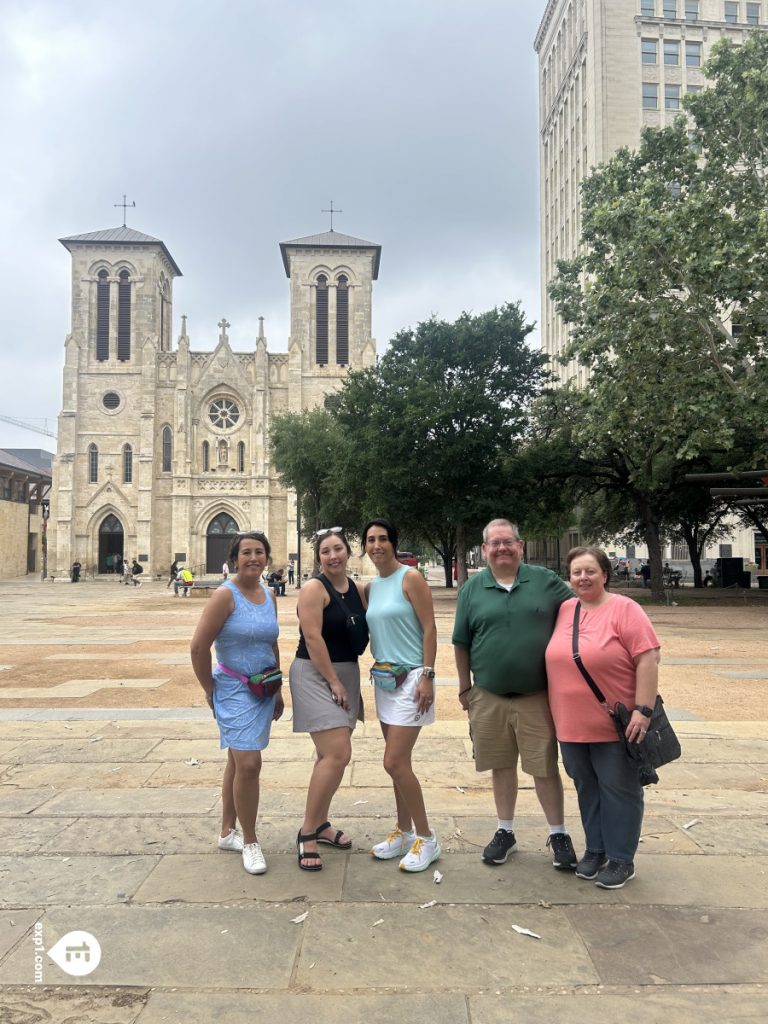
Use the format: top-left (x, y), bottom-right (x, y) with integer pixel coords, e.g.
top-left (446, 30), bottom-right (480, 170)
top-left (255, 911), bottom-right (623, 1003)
top-left (0, 711), bottom-right (767, 1022)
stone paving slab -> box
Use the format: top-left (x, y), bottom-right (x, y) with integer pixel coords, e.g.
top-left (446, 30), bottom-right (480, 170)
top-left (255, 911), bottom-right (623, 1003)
top-left (32, 788), bottom-right (221, 817)
top-left (0, 790), bottom-right (63, 815)
top-left (0, 818), bottom-right (72, 854)
top-left (294, 903), bottom-right (600, 989)
top-left (644, 789), bottom-right (768, 814)
top-left (0, 907), bottom-right (302, 988)
top-left (150, 737), bottom-right (314, 761)
top-left (4, 762), bottom-right (159, 791)
top-left (0, 720), bottom-right (111, 738)
top-left (468, 987), bottom-right (767, 1023)
top-left (679, 817), bottom-right (768, 855)
top-left (0, 741), bottom-right (22, 760)
top-left (0, 679), bottom-right (169, 700)
top-left (10, 738), bottom-right (164, 763)
top-left (343, 852), bottom-right (768, 908)
top-left (0, 988), bottom-right (148, 1024)
top-left (138, 991), bottom-right (471, 1024)
top-left (0, 854), bottom-right (160, 908)
top-left (650, 762), bottom-right (765, 790)
top-left (352, 759), bottom-right (484, 788)
top-left (0, 911), bottom-right (41, 960)
top-left (674, 737), bottom-right (768, 762)
top-left (132, 852), bottom-right (346, 904)
top-left (564, 905), bottom-right (768, 984)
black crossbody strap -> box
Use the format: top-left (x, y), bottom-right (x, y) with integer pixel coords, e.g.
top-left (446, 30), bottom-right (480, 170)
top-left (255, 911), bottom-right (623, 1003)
top-left (318, 573), bottom-right (354, 624)
top-left (571, 602), bottom-right (611, 710)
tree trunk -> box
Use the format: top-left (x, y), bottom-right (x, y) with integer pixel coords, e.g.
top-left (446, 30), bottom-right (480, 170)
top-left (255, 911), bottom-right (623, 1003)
top-left (643, 513), bottom-right (665, 600)
top-left (455, 524), bottom-right (468, 587)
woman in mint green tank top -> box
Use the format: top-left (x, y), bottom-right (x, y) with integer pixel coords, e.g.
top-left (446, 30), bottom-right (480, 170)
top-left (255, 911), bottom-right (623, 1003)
top-left (362, 517), bottom-right (441, 874)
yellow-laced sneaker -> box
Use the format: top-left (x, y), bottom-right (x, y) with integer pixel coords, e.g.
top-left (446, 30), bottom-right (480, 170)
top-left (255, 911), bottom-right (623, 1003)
top-left (399, 831), bottom-right (441, 872)
top-left (371, 826), bottom-right (415, 860)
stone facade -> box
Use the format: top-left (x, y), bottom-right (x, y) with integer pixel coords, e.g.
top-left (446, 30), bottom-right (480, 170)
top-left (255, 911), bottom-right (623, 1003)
top-left (535, 0), bottom-right (765, 384)
top-left (0, 450), bottom-right (50, 579)
top-left (49, 227), bottom-right (380, 577)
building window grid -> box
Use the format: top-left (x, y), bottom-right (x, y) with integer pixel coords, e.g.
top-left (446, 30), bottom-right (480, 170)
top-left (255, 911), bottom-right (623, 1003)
top-left (162, 426), bottom-right (172, 473)
top-left (663, 0), bottom-right (677, 15)
top-left (642, 38), bottom-right (658, 62)
top-left (96, 270), bottom-right (110, 361)
top-left (641, 0), bottom-right (655, 15)
top-left (746, 1), bottom-right (760, 23)
top-left (336, 275), bottom-right (349, 365)
top-left (315, 275), bottom-right (329, 365)
top-left (665, 83), bottom-right (682, 108)
top-left (123, 444), bottom-right (133, 484)
top-left (724, 1), bottom-right (739, 22)
top-left (664, 39), bottom-right (681, 64)
top-left (117, 270), bottom-right (131, 361)
top-left (685, 0), bottom-right (699, 16)
top-left (642, 82), bottom-right (659, 108)
top-left (686, 40), bottom-right (702, 66)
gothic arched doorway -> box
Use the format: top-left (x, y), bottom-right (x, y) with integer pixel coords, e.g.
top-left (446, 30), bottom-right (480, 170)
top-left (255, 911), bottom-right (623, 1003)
top-left (206, 512), bottom-right (239, 573)
top-left (98, 514), bottom-right (124, 573)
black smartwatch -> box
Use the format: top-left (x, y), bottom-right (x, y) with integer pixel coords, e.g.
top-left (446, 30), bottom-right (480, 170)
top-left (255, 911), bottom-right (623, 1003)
top-left (422, 668), bottom-right (436, 680)
top-left (634, 704), bottom-right (654, 717)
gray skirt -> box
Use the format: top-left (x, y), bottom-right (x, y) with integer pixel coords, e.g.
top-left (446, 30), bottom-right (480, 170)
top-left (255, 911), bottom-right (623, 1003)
top-left (289, 658), bottom-right (364, 734)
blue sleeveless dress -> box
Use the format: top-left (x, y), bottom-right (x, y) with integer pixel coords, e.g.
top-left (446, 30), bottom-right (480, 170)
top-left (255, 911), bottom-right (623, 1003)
top-left (212, 580), bottom-right (280, 751)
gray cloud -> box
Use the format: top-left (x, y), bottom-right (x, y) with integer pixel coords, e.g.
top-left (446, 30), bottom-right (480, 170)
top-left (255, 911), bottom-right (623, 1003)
top-left (0, 0), bottom-right (544, 449)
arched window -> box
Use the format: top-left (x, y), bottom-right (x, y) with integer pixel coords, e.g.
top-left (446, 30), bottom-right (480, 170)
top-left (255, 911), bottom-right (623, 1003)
top-left (162, 426), bottom-right (172, 472)
top-left (202, 440), bottom-right (210, 471)
top-left (123, 444), bottom-right (133, 484)
top-left (208, 512), bottom-right (239, 535)
top-left (336, 274), bottom-right (349, 365)
top-left (117, 270), bottom-right (131, 361)
top-left (237, 441), bottom-right (245, 472)
top-left (315, 274), bottom-right (328, 365)
top-left (96, 270), bottom-right (110, 361)
top-left (88, 443), bottom-right (98, 483)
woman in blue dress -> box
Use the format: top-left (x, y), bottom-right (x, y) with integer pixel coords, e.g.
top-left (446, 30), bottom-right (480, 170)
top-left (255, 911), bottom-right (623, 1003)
top-left (191, 531), bottom-right (283, 875)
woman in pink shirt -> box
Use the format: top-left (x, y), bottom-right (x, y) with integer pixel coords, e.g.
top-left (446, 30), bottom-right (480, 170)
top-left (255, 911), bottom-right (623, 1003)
top-left (545, 547), bottom-right (660, 890)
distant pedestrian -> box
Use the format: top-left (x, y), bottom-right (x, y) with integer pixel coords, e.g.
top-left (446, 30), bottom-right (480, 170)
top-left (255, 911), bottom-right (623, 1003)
top-left (131, 559), bottom-right (144, 587)
top-left (71, 560), bottom-right (81, 583)
top-left (287, 559), bottom-right (295, 586)
top-left (640, 562), bottom-right (651, 588)
top-left (222, 560), bottom-right (230, 581)
top-left (122, 558), bottom-right (131, 585)
top-left (167, 560), bottom-right (179, 589)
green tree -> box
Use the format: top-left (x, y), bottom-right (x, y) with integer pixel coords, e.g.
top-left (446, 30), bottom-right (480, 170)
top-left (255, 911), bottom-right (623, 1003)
top-left (547, 33), bottom-right (768, 597)
top-left (333, 304), bottom-right (549, 586)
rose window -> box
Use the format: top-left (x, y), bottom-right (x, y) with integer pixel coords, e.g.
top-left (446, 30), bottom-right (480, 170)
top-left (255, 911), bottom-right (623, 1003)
top-left (208, 398), bottom-right (240, 429)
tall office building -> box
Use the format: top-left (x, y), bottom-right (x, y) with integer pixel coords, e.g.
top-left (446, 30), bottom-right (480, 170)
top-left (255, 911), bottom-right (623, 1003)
top-left (535, 0), bottom-right (764, 384)
top-left (533, 0), bottom-right (766, 568)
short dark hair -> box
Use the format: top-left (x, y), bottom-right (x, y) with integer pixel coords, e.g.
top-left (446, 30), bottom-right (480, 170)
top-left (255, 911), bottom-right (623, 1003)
top-left (314, 529), bottom-right (352, 561)
top-left (229, 531), bottom-right (271, 562)
top-left (566, 546), bottom-right (612, 588)
top-left (361, 517), bottom-right (398, 554)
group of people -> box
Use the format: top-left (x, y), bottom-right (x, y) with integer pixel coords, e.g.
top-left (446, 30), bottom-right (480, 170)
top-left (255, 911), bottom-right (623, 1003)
top-left (190, 517), bottom-right (660, 890)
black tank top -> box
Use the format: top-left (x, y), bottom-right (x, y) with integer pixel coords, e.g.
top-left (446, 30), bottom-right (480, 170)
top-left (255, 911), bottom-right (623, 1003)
top-left (295, 576), bottom-right (366, 662)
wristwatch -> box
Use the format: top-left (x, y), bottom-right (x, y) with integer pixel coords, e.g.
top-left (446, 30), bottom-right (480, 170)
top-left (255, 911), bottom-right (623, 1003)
top-left (421, 668), bottom-right (436, 680)
top-left (634, 704), bottom-right (654, 717)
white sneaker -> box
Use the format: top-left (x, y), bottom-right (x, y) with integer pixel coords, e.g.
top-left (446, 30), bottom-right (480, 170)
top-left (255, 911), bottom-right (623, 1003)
top-left (242, 841), bottom-right (267, 874)
top-left (399, 831), bottom-right (441, 873)
top-left (217, 828), bottom-right (244, 852)
top-left (371, 826), bottom-right (416, 860)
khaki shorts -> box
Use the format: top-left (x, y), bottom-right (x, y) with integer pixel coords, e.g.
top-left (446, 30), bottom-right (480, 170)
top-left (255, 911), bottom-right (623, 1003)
top-left (468, 686), bottom-right (558, 777)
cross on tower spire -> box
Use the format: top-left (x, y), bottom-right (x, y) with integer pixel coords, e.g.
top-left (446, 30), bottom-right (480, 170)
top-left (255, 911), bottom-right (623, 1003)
top-left (113, 194), bottom-right (136, 227)
top-left (321, 200), bottom-right (343, 232)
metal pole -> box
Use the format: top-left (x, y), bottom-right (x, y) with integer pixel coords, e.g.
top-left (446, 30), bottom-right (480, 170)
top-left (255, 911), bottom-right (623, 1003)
top-left (296, 494), bottom-right (302, 590)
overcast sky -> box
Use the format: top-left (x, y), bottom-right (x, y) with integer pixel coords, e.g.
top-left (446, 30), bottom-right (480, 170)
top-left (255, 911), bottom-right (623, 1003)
top-left (0, 0), bottom-right (545, 451)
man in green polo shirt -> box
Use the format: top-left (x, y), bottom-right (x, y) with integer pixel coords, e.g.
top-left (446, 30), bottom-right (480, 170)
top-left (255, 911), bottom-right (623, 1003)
top-left (453, 518), bottom-right (577, 871)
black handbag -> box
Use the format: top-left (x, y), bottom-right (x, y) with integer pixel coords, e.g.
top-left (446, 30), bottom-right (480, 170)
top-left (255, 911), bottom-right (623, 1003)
top-left (319, 575), bottom-right (369, 657)
top-left (571, 602), bottom-right (681, 785)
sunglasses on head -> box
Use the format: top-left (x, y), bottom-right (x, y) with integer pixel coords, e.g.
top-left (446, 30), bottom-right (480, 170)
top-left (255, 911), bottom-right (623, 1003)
top-left (315, 526), bottom-right (343, 538)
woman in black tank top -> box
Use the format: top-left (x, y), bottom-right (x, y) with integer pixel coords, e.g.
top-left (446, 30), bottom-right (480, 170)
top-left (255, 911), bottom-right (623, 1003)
top-left (289, 528), bottom-right (369, 871)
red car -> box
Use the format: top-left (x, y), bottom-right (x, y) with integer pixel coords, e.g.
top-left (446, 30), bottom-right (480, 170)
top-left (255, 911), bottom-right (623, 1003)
top-left (397, 551), bottom-right (418, 567)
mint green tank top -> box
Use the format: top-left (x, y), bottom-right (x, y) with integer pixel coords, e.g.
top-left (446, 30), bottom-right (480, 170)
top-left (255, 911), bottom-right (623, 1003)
top-left (367, 565), bottom-right (424, 666)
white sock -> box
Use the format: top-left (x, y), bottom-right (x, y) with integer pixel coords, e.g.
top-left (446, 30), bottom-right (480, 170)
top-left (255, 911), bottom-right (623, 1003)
top-left (497, 819), bottom-right (515, 832)
top-left (549, 824), bottom-right (566, 835)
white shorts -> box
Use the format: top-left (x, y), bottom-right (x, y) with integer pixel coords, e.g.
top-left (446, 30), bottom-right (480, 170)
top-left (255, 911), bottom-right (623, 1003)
top-left (373, 667), bottom-right (436, 728)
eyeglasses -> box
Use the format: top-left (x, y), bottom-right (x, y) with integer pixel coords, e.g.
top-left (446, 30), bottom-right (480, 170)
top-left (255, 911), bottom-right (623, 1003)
top-left (316, 527), bottom-right (343, 538)
top-left (486, 539), bottom-right (520, 550)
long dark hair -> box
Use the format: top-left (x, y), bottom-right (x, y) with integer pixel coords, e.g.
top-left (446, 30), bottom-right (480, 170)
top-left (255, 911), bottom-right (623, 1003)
top-left (229, 531), bottom-right (271, 562)
top-left (360, 517), bottom-right (399, 553)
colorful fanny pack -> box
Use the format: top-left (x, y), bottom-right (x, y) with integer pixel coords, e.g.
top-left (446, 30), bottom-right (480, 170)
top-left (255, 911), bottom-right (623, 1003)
top-left (217, 663), bottom-right (283, 699)
top-left (369, 661), bottom-right (412, 692)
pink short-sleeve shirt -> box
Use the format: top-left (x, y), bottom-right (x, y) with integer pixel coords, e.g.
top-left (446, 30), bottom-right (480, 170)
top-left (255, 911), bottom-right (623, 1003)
top-left (545, 594), bottom-right (660, 743)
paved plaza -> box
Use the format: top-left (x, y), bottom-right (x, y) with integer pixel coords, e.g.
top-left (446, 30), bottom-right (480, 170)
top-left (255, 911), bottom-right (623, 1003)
top-left (0, 576), bottom-right (766, 1021)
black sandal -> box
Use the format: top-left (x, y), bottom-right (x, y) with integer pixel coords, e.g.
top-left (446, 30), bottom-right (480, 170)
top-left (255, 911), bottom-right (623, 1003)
top-left (314, 820), bottom-right (352, 850)
top-left (297, 829), bottom-right (323, 872)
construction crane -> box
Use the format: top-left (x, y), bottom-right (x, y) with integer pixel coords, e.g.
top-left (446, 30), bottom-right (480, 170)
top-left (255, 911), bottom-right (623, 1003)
top-left (0, 415), bottom-right (57, 439)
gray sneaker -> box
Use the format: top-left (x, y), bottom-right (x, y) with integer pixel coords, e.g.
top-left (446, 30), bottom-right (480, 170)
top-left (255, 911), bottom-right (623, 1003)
top-left (482, 829), bottom-right (516, 864)
top-left (575, 851), bottom-right (607, 880)
top-left (595, 859), bottom-right (635, 889)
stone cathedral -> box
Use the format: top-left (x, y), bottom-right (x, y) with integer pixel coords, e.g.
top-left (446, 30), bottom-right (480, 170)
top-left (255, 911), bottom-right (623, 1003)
top-left (49, 224), bottom-right (380, 576)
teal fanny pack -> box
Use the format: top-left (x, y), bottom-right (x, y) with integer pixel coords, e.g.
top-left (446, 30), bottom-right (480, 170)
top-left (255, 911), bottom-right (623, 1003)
top-left (370, 661), bottom-right (412, 692)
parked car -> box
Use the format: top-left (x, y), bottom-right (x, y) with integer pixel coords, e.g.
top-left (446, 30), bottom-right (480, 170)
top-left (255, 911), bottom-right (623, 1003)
top-left (397, 551), bottom-right (418, 567)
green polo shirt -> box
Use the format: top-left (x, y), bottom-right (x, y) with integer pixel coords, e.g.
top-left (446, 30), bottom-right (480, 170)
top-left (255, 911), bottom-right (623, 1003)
top-left (452, 564), bottom-right (572, 695)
